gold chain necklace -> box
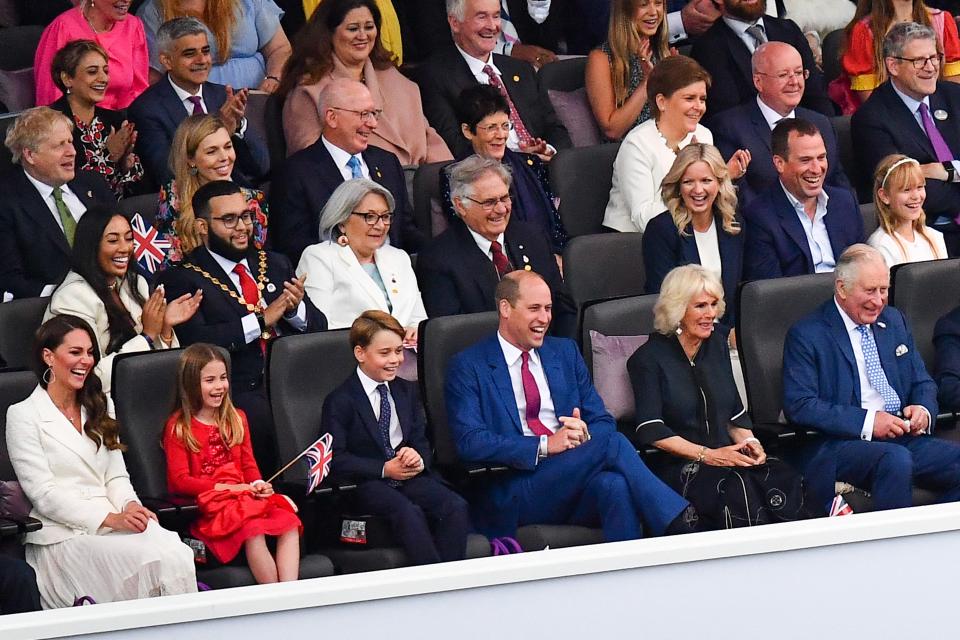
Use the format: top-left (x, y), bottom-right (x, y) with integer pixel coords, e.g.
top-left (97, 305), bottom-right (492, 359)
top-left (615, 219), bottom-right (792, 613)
top-left (183, 251), bottom-right (270, 313)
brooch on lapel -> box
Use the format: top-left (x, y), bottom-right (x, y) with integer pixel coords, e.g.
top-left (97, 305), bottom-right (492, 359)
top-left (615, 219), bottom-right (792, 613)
top-left (527, 158), bottom-right (534, 166)
top-left (391, 274), bottom-right (398, 295)
top-left (266, 283), bottom-right (277, 293)
top-left (375, 167), bottom-right (382, 179)
top-left (896, 344), bottom-right (909, 357)
top-left (876, 321), bottom-right (887, 329)
top-left (935, 109), bottom-right (949, 121)
top-left (512, 75), bottom-right (520, 82)
top-left (86, 190), bottom-right (93, 198)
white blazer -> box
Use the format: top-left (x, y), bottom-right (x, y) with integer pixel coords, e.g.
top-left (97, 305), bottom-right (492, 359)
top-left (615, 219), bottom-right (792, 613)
top-left (6, 386), bottom-right (140, 546)
top-left (297, 241), bottom-right (428, 330)
top-left (44, 271), bottom-right (179, 394)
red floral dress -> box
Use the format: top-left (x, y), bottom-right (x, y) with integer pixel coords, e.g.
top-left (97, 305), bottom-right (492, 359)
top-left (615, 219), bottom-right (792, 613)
top-left (163, 410), bottom-right (300, 563)
top-left (74, 114), bottom-right (144, 198)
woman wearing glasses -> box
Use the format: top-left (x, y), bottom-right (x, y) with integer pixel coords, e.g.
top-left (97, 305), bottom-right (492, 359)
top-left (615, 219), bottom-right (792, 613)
top-left (831, 0), bottom-right (960, 114)
top-left (156, 115), bottom-right (269, 271)
top-left (296, 179), bottom-right (427, 344)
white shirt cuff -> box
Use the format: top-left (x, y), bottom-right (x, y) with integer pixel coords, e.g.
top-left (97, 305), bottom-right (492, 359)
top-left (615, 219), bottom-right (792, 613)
top-left (668, 11), bottom-right (687, 43)
top-left (861, 410), bottom-right (876, 441)
top-left (283, 301), bottom-right (308, 331)
top-left (917, 406), bottom-right (933, 433)
top-left (241, 312), bottom-right (261, 344)
top-left (40, 284), bottom-right (57, 297)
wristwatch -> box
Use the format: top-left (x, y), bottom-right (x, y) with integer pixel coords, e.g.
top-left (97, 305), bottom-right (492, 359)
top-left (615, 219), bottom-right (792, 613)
top-left (255, 312), bottom-right (271, 341)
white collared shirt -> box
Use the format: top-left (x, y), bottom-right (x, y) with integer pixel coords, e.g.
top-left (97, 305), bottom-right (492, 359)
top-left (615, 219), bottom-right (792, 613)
top-left (322, 135), bottom-right (370, 181)
top-left (780, 182), bottom-right (835, 273)
top-left (757, 96), bottom-right (795, 129)
top-left (456, 44), bottom-right (524, 151)
top-left (467, 228), bottom-right (506, 265)
top-left (168, 74), bottom-right (207, 115)
top-left (356, 366), bottom-right (402, 449)
top-left (723, 15), bottom-right (766, 53)
top-left (497, 331), bottom-right (558, 439)
top-left (24, 170), bottom-right (85, 297)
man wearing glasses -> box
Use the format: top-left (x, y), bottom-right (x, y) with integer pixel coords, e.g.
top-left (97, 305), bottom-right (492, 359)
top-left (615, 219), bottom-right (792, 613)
top-left (159, 180), bottom-right (327, 469)
top-left (713, 41), bottom-right (853, 207)
top-left (853, 21), bottom-right (960, 256)
top-left (270, 78), bottom-right (423, 265)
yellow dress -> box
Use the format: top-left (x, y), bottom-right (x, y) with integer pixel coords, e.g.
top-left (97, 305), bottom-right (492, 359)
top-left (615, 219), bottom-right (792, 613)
top-left (302, 0), bottom-right (403, 65)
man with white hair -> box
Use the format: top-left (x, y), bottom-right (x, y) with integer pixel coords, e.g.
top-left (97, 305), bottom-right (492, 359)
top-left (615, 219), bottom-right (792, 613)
top-left (782, 244), bottom-right (960, 511)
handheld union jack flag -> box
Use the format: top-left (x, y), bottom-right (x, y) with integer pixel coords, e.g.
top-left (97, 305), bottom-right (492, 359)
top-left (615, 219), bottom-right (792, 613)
top-left (304, 433), bottom-right (334, 495)
top-left (131, 213), bottom-right (171, 274)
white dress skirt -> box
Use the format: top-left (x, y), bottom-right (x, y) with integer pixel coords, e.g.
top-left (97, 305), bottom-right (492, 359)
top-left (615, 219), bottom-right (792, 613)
top-left (25, 520), bottom-right (197, 609)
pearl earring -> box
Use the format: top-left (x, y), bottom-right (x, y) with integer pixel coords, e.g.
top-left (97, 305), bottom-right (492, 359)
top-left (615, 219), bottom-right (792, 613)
top-left (675, 324), bottom-right (682, 336)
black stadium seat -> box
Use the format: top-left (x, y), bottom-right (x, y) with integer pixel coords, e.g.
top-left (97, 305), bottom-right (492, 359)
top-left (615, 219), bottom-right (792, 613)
top-left (118, 192), bottom-right (160, 223)
top-left (563, 232), bottom-right (645, 333)
top-left (538, 57), bottom-right (587, 94)
top-left (860, 202), bottom-right (878, 238)
top-left (579, 294), bottom-right (659, 379)
top-left (0, 296), bottom-right (48, 370)
top-left (0, 369), bottom-right (43, 541)
top-left (822, 29), bottom-right (844, 85)
top-left (890, 257), bottom-right (960, 374)
top-left (263, 92), bottom-right (287, 176)
top-left (412, 160), bottom-right (454, 238)
top-left (549, 143), bottom-right (620, 238)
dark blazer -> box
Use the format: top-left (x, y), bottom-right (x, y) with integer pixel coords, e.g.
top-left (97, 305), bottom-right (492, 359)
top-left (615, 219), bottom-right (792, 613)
top-left (690, 15), bottom-right (834, 118)
top-left (0, 169), bottom-right (115, 299)
top-left (321, 373), bottom-right (433, 482)
top-left (127, 76), bottom-right (269, 186)
top-left (934, 304), bottom-right (960, 412)
top-left (268, 139), bottom-right (422, 264)
top-left (711, 100), bottom-right (852, 206)
top-left (49, 96), bottom-right (129, 169)
top-left (415, 46), bottom-right (571, 159)
top-left (851, 80), bottom-right (960, 218)
top-left (156, 246), bottom-right (327, 389)
top-left (742, 184), bottom-right (863, 280)
top-left (642, 210), bottom-right (745, 325)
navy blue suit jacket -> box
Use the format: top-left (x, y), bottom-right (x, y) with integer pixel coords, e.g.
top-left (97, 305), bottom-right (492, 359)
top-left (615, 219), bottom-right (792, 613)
top-left (127, 76), bottom-right (269, 186)
top-left (742, 184), bottom-right (863, 281)
top-left (445, 334), bottom-right (615, 533)
top-left (711, 100), bottom-right (852, 207)
top-left (934, 304), bottom-right (960, 411)
top-left (642, 210), bottom-right (744, 326)
top-left (321, 373), bottom-right (433, 482)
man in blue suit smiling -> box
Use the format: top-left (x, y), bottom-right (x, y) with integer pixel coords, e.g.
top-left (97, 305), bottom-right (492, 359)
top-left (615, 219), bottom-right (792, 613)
top-left (783, 244), bottom-right (960, 510)
top-left (445, 270), bottom-right (695, 540)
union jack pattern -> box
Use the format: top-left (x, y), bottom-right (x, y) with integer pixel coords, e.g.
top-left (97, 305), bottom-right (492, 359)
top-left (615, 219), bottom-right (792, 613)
top-left (130, 213), bottom-right (171, 275)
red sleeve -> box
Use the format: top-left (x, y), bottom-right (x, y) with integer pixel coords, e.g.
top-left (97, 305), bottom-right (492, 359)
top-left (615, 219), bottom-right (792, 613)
top-left (940, 11), bottom-right (960, 76)
top-left (236, 410), bottom-right (264, 483)
top-left (163, 412), bottom-right (217, 496)
top-left (843, 20), bottom-right (880, 91)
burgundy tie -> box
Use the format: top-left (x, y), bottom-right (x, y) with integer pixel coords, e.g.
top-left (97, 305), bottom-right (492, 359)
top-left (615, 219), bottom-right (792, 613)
top-left (233, 263), bottom-right (268, 354)
top-left (520, 351), bottom-right (552, 437)
top-left (490, 240), bottom-right (512, 279)
top-left (187, 95), bottom-right (204, 115)
top-left (918, 103), bottom-right (954, 162)
top-left (482, 65), bottom-right (535, 147)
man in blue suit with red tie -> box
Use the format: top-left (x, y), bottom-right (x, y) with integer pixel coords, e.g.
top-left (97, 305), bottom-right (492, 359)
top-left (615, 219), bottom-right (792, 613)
top-left (445, 270), bottom-right (696, 540)
top-left (783, 244), bottom-right (960, 510)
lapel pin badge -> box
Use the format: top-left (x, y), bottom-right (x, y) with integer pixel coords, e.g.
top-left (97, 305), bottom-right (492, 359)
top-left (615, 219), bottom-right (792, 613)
top-left (375, 167), bottom-right (382, 178)
top-left (935, 109), bottom-right (948, 121)
top-left (524, 265), bottom-right (532, 271)
top-left (522, 254), bottom-right (530, 264)
top-left (513, 75), bottom-right (520, 82)
top-left (876, 321), bottom-right (886, 329)
top-left (86, 190), bottom-right (93, 198)
top-left (896, 344), bottom-right (909, 356)
top-left (266, 283), bottom-right (277, 293)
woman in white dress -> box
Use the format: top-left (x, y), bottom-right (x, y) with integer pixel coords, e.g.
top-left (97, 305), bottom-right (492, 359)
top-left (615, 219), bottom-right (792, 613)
top-left (603, 55), bottom-right (752, 233)
top-left (6, 315), bottom-right (197, 608)
top-left (867, 154), bottom-right (948, 267)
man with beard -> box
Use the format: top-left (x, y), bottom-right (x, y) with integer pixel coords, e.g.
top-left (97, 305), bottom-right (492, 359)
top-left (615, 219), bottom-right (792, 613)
top-left (128, 17), bottom-right (268, 186)
top-left (691, 0), bottom-right (832, 118)
top-left (158, 180), bottom-right (327, 469)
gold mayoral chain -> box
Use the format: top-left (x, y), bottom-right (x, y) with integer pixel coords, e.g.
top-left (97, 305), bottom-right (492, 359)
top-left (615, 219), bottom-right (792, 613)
top-left (183, 251), bottom-right (270, 312)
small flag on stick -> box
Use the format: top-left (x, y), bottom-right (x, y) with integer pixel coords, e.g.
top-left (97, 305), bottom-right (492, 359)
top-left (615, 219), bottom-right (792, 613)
top-left (266, 433), bottom-right (333, 495)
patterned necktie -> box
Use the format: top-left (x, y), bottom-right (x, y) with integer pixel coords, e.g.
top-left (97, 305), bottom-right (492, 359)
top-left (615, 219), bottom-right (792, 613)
top-left (347, 155), bottom-right (363, 179)
top-left (52, 186), bottom-right (76, 247)
top-left (482, 64), bottom-right (535, 147)
top-left (856, 325), bottom-right (902, 414)
top-left (918, 103), bottom-right (954, 162)
top-left (376, 384), bottom-right (401, 486)
top-left (520, 352), bottom-right (552, 436)
top-left (186, 95), bottom-right (204, 115)
top-left (490, 240), bottom-right (512, 279)
top-left (745, 23), bottom-right (767, 47)
top-left (232, 263), bottom-right (269, 354)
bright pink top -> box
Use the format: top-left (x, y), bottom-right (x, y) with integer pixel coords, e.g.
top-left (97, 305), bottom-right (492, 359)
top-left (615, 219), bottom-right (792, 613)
top-left (34, 7), bottom-right (150, 110)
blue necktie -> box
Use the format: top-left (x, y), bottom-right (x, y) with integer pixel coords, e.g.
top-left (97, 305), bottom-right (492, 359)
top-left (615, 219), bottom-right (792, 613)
top-left (376, 384), bottom-right (400, 486)
top-left (347, 155), bottom-right (363, 179)
top-left (857, 325), bottom-right (901, 414)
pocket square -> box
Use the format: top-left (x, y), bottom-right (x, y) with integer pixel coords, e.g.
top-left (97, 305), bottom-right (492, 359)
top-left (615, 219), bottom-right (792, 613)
top-left (895, 344), bottom-right (909, 356)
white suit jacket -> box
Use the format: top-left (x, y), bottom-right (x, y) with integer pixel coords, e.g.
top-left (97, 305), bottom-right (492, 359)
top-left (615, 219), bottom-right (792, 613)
top-left (6, 386), bottom-right (140, 545)
top-left (297, 241), bottom-right (428, 330)
top-left (44, 271), bottom-right (179, 394)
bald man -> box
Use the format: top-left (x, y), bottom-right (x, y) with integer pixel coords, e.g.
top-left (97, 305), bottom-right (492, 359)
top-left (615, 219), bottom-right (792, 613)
top-left (269, 78), bottom-right (424, 263)
top-left (711, 41), bottom-right (852, 207)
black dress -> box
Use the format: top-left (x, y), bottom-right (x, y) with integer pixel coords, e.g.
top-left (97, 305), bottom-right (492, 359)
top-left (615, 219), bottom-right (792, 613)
top-left (627, 331), bottom-right (812, 528)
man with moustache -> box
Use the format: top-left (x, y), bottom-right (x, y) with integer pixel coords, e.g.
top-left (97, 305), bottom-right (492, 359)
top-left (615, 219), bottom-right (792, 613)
top-left (691, 0), bottom-right (832, 118)
top-left (158, 180), bottom-right (327, 468)
top-left (445, 269), bottom-right (698, 540)
top-left (128, 17), bottom-right (268, 186)
top-left (742, 118), bottom-right (863, 280)
top-left (783, 244), bottom-right (960, 511)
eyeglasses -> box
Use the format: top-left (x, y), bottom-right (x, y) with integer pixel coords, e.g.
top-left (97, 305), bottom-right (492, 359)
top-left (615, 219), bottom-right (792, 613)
top-left (477, 122), bottom-right (513, 134)
top-left (211, 212), bottom-right (254, 228)
top-left (755, 69), bottom-right (810, 82)
top-left (892, 54), bottom-right (944, 69)
top-left (330, 106), bottom-right (383, 122)
top-left (351, 210), bottom-right (393, 225)
top-left (464, 194), bottom-right (512, 211)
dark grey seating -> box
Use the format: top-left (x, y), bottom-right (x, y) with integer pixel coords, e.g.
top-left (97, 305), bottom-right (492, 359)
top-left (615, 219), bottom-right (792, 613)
top-left (860, 202), bottom-right (878, 238)
top-left (263, 92), bottom-right (286, 178)
top-left (563, 232), bottom-right (645, 332)
top-left (822, 29), bottom-right (844, 85)
top-left (549, 143), bottom-right (620, 237)
top-left (118, 192), bottom-right (160, 223)
top-left (0, 110), bottom-right (20, 176)
top-left (0, 296), bottom-right (48, 370)
top-left (538, 56), bottom-right (587, 93)
top-left (412, 160), bottom-right (454, 238)
top-left (890, 257), bottom-right (960, 374)
top-left (0, 369), bottom-right (43, 541)
top-left (0, 25), bottom-right (41, 71)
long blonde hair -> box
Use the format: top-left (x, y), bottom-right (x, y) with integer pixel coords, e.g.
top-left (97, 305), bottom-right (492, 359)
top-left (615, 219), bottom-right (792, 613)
top-left (168, 114), bottom-right (229, 254)
top-left (873, 153), bottom-right (943, 260)
top-left (607, 0), bottom-right (670, 108)
top-left (660, 143), bottom-right (740, 237)
top-left (170, 343), bottom-right (244, 453)
top-left (158, 0), bottom-right (238, 65)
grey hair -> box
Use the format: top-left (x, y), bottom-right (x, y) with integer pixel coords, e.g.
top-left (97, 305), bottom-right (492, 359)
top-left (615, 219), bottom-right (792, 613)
top-left (653, 264), bottom-right (725, 335)
top-left (4, 107), bottom-right (73, 165)
top-left (446, 0), bottom-right (466, 21)
top-left (882, 22), bottom-right (937, 59)
top-left (835, 244), bottom-right (887, 293)
top-left (317, 178), bottom-right (396, 241)
top-left (156, 17), bottom-right (210, 55)
top-left (447, 154), bottom-right (512, 206)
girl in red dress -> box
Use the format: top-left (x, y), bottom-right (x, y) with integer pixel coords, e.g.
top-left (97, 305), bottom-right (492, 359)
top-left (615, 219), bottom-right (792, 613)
top-left (163, 344), bottom-right (302, 583)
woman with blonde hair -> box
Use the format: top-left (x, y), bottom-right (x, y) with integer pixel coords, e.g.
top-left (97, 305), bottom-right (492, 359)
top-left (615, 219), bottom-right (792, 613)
top-left (867, 153), bottom-right (948, 266)
top-left (155, 114), bottom-right (268, 269)
top-left (642, 143), bottom-right (744, 328)
top-left (585, 0), bottom-right (670, 141)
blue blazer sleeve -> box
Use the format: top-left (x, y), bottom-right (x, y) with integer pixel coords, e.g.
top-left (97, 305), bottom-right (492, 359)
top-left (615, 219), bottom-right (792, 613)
top-left (742, 200), bottom-right (784, 281)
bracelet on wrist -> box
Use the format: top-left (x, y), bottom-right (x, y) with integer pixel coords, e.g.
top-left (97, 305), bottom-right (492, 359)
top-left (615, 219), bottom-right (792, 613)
top-left (265, 75), bottom-right (280, 82)
top-left (696, 445), bottom-right (706, 463)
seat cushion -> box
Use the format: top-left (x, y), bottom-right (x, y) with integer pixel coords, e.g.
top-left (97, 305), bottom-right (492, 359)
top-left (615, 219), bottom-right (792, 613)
top-left (589, 331), bottom-right (648, 421)
top-left (547, 88), bottom-right (603, 147)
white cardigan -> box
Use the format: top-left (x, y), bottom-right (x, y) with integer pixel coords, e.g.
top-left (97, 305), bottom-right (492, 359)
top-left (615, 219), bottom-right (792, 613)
top-left (6, 386), bottom-right (140, 545)
top-left (603, 119), bottom-right (713, 233)
top-left (296, 241), bottom-right (428, 330)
